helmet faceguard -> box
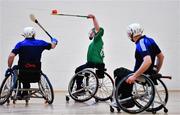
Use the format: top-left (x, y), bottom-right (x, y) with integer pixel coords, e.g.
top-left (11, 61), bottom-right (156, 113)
top-left (88, 28), bottom-right (96, 40)
top-left (127, 23), bottom-right (143, 42)
top-left (23, 27), bottom-right (36, 38)
top-left (127, 28), bottom-right (134, 42)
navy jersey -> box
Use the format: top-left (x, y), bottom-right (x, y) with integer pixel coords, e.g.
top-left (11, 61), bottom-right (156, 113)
top-left (12, 38), bottom-right (51, 64)
top-left (134, 35), bottom-right (161, 74)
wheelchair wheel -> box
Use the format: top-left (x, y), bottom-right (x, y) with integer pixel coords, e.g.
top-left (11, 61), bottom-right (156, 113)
top-left (0, 75), bottom-right (14, 105)
top-left (146, 78), bottom-right (168, 113)
top-left (115, 75), bottom-right (155, 114)
top-left (39, 73), bottom-right (54, 104)
top-left (68, 69), bottom-right (98, 102)
top-left (94, 72), bottom-right (114, 101)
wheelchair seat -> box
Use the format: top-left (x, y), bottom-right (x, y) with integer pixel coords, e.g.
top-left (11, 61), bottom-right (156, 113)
top-left (95, 68), bottom-right (107, 79)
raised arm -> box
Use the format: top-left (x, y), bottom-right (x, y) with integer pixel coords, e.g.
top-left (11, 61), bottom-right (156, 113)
top-left (87, 14), bottom-right (100, 32)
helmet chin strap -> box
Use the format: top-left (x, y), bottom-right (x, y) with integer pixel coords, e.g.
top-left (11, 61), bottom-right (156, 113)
top-left (131, 34), bottom-right (142, 42)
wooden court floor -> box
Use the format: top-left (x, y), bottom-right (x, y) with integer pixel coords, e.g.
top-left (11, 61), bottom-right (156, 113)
top-left (0, 91), bottom-right (180, 115)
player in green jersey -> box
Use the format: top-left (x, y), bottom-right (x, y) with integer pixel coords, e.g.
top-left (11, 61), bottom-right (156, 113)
top-left (75, 14), bottom-right (105, 91)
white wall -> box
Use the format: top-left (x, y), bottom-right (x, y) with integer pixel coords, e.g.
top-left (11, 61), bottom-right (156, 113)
top-left (0, 0), bottom-right (179, 91)
top-left (0, 1), bottom-right (2, 79)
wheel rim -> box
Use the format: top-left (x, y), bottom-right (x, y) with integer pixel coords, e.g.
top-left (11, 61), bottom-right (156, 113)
top-left (94, 72), bottom-right (114, 101)
top-left (68, 70), bottom-right (98, 102)
top-left (39, 74), bottom-right (54, 103)
top-left (115, 75), bottom-right (155, 114)
top-left (146, 78), bottom-right (168, 112)
top-left (0, 76), bottom-right (13, 104)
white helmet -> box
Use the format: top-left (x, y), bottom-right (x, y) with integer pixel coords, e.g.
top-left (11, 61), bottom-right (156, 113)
top-left (127, 23), bottom-right (143, 40)
top-left (23, 27), bottom-right (35, 38)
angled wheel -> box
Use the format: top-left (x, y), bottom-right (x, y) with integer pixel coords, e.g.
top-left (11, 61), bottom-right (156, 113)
top-left (39, 73), bottom-right (54, 104)
top-left (146, 78), bottom-right (168, 113)
top-left (68, 69), bottom-right (98, 102)
top-left (115, 75), bottom-right (155, 114)
top-left (0, 75), bottom-right (14, 105)
top-left (94, 72), bottom-right (114, 101)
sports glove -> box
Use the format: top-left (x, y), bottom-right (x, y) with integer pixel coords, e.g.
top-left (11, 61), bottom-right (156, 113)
top-left (51, 38), bottom-right (58, 44)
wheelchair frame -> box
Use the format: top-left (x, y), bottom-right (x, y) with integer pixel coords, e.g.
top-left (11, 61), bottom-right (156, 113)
top-left (0, 66), bottom-right (54, 105)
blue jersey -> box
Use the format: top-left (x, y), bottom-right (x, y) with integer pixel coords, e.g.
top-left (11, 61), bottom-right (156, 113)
top-left (12, 38), bottom-right (51, 64)
top-left (134, 35), bottom-right (161, 74)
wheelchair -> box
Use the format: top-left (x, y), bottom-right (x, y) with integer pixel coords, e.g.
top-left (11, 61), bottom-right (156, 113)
top-left (110, 73), bottom-right (171, 114)
top-left (66, 68), bottom-right (114, 102)
top-left (0, 65), bottom-right (54, 105)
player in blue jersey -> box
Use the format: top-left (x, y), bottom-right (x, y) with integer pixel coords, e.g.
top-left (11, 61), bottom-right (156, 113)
top-left (7, 27), bottom-right (58, 98)
top-left (112, 23), bottom-right (164, 107)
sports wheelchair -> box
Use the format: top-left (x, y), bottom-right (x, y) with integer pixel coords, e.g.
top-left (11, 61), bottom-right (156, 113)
top-left (110, 73), bottom-right (171, 114)
top-left (66, 68), bottom-right (114, 102)
top-left (0, 64), bottom-right (54, 105)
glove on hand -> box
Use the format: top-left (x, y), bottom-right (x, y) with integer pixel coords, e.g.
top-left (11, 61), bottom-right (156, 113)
top-left (51, 38), bottom-right (58, 44)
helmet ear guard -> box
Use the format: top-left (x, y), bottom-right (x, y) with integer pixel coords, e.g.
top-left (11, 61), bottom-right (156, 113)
top-left (127, 28), bottom-right (134, 42)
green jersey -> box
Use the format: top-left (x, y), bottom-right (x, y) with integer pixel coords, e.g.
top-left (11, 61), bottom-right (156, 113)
top-left (87, 28), bottom-right (104, 64)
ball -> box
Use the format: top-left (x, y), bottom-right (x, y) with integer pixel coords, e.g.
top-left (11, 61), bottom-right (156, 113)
top-left (52, 9), bottom-right (58, 14)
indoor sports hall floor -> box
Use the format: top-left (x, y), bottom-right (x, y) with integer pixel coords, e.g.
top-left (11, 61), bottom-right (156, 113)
top-left (0, 91), bottom-right (180, 115)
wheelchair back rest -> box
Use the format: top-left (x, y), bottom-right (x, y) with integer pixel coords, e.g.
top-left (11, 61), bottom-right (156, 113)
top-left (18, 62), bottom-right (41, 83)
